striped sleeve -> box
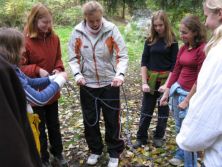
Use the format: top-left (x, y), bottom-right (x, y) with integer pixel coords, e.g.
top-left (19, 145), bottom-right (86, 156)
top-left (18, 70), bottom-right (60, 106)
top-left (23, 82), bottom-right (59, 106)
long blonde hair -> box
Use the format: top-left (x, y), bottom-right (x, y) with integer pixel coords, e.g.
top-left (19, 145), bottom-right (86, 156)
top-left (148, 10), bottom-right (176, 47)
top-left (204, 0), bottom-right (222, 54)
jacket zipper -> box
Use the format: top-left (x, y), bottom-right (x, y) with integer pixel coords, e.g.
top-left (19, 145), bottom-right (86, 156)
top-left (82, 32), bottom-right (106, 85)
top-left (91, 42), bottom-right (100, 85)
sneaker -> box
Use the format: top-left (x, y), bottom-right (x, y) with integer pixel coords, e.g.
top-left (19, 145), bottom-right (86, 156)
top-left (169, 158), bottom-right (183, 166)
top-left (132, 140), bottom-right (147, 149)
top-left (42, 161), bottom-right (52, 167)
top-left (153, 138), bottom-right (164, 147)
top-left (51, 154), bottom-right (68, 167)
top-left (108, 157), bottom-right (119, 167)
top-left (86, 154), bottom-right (101, 165)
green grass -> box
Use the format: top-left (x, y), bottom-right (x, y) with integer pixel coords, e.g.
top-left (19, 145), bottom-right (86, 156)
top-left (119, 24), bottom-right (143, 62)
top-left (54, 26), bottom-right (73, 68)
top-left (127, 42), bottom-right (143, 62)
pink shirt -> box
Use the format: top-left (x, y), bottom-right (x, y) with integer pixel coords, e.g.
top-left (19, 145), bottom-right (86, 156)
top-left (167, 43), bottom-right (205, 91)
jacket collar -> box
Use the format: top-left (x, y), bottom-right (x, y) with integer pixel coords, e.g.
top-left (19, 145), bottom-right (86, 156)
top-left (75, 18), bottom-right (114, 35)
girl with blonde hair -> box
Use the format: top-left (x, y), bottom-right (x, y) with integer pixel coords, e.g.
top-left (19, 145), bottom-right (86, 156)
top-left (68, 1), bottom-right (128, 167)
top-left (133, 10), bottom-right (178, 149)
top-left (176, 0), bottom-right (222, 166)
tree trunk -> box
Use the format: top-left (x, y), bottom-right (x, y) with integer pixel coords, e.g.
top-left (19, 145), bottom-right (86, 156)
top-left (160, 0), bottom-right (166, 9)
top-left (122, 0), bottom-right (125, 19)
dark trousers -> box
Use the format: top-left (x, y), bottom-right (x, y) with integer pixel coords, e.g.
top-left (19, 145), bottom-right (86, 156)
top-left (33, 101), bottom-right (63, 162)
top-left (80, 85), bottom-right (124, 158)
top-left (137, 84), bottom-right (169, 141)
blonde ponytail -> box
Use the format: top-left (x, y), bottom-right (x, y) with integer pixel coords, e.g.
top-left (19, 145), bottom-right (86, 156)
top-left (204, 0), bottom-right (222, 54)
top-left (205, 25), bottom-right (222, 54)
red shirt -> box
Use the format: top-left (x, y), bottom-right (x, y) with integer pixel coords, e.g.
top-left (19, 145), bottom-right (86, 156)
top-left (21, 31), bottom-right (64, 103)
top-left (167, 43), bottom-right (205, 91)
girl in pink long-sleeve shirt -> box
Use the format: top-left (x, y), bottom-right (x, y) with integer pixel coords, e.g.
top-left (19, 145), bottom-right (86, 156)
top-left (160, 15), bottom-right (207, 166)
top-left (177, 0), bottom-right (222, 166)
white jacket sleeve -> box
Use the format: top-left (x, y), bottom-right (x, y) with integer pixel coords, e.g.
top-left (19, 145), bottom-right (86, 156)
top-left (176, 41), bottom-right (222, 152)
top-left (68, 29), bottom-right (84, 82)
top-left (112, 25), bottom-right (128, 77)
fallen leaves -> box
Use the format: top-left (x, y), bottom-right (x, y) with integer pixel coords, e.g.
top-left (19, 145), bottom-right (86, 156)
top-left (57, 64), bottom-right (199, 166)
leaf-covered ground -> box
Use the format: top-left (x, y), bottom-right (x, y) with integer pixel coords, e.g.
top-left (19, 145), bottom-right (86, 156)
top-left (58, 60), bottom-right (202, 167)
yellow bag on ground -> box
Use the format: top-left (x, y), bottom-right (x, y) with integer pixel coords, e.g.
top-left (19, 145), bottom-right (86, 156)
top-left (27, 113), bottom-right (41, 154)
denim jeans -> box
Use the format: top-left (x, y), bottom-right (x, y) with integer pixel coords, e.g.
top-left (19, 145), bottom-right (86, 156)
top-left (171, 89), bottom-right (197, 167)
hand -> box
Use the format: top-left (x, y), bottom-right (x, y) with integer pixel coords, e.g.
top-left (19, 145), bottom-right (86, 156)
top-left (57, 72), bottom-right (68, 81)
top-left (39, 68), bottom-right (49, 77)
top-left (53, 72), bottom-right (67, 87)
top-left (159, 88), bottom-right (170, 106)
top-left (111, 78), bottom-right (123, 87)
top-left (142, 83), bottom-right (150, 92)
top-left (158, 84), bottom-right (166, 93)
top-left (52, 69), bottom-right (60, 74)
top-left (178, 99), bottom-right (189, 110)
top-left (77, 77), bottom-right (86, 86)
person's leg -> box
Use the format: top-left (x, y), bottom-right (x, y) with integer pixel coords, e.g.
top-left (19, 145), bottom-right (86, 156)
top-left (184, 151), bottom-right (197, 167)
top-left (171, 95), bottom-right (184, 160)
top-left (80, 86), bottom-right (103, 155)
top-left (33, 106), bottom-right (49, 163)
top-left (44, 101), bottom-right (68, 166)
top-left (101, 85), bottom-right (124, 158)
top-left (153, 101), bottom-right (169, 147)
top-left (44, 101), bottom-right (63, 157)
top-left (168, 94), bottom-right (184, 166)
top-left (136, 93), bottom-right (157, 143)
top-left (154, 100), bottom-right (169, 139)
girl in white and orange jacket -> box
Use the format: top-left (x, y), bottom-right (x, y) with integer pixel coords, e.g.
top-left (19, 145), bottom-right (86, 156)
top-left (68, 1), bottom-right (128, 167)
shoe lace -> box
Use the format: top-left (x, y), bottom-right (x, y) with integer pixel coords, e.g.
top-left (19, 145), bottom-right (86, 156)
top-left (90, 154), bottom-right (99, 159)
top-left (109, 158), bottom-right (118, 163)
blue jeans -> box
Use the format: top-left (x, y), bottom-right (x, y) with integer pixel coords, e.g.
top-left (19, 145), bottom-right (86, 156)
top-left (171, 92), bottom-right (197, 167)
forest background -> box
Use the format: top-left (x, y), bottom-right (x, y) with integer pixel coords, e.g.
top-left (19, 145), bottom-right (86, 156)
top-left (0, 0), bottom-right (205, 166)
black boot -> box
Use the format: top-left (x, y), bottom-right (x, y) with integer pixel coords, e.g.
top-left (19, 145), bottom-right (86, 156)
top-left (153, 138), bottom-right (164, 148)
top-left (50, 154), bottom-right (68, 167)
top-left (42, 161), bottom-right (52, 167)
top-left (133, 140), bottom-right (147, 149)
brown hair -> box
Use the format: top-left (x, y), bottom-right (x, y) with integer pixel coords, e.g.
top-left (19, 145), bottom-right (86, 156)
top-left (0, 28), bottom-right (24, 65)
top-left (181, 15), bottom-right (207, 48)
top-left (24, 3), bottom-right (53, 38)
top-left (82, 1), bottom-right (103, 16)
top-left (148, 10), bottom-right (176, 47)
